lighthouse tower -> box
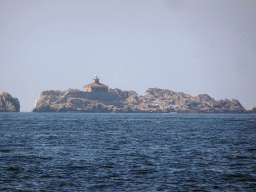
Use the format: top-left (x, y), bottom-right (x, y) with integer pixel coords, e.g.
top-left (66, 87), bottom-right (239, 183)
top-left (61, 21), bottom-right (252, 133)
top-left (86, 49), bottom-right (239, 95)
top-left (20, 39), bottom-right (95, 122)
top-left (92, 75), bottom-right (99, 83)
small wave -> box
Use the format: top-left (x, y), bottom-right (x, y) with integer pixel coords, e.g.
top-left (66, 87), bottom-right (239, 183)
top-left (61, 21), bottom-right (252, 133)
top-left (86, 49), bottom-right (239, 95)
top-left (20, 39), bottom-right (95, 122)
top-left (0, 149), bottom-right (11, 152)
top-left (248, 148), bottom-right (256, 151)
top-left (100, 165), bottom-right (114, 168)
top-left (224, 173), bottom-right (245, 178)
top-left (129, 168), bottom-right (157, 174)
top-left (40, 174), bottom-right (51, 177)
top-left (88, 184), bottom-right (111, 190)
top-left (68, 165), bottom-right (88, 170)
top-left (235, 155), bottom-right (248, 159)
top-left (6, 166), bottom-right (24, 173)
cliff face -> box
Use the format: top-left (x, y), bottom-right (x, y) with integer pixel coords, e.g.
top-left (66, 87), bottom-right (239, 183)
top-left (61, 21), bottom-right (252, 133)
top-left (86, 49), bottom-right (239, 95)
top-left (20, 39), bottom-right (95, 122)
top-left (0, 92), bottom-right (20, 112)
top-left (32, 88), bottom-right (247, 113)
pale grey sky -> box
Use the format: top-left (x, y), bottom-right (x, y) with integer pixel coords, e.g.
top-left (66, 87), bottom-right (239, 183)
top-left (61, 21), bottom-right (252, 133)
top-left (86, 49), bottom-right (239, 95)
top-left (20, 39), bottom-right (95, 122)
top-left (0, 0), bottom-right (255, 111)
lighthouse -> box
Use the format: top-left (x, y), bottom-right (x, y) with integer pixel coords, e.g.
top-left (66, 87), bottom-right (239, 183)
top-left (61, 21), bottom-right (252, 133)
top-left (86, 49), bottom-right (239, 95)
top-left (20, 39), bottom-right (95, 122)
top-left (83, 75), bottom-right (108, 92)
top-left (92, 75), bottom-right (99, 83)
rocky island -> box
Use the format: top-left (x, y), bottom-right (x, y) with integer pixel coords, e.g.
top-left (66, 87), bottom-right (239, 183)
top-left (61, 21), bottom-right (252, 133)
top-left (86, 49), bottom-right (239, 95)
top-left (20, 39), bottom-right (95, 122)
top-left (32, 75), bottom-right (248, 113)
top-left (0, 92), bottom-right (20, 112)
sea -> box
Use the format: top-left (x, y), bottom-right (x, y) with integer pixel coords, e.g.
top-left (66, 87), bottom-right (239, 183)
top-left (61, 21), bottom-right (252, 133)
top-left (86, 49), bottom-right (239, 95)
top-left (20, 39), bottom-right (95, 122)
top-left (0, 113), bottom-right (256, 192)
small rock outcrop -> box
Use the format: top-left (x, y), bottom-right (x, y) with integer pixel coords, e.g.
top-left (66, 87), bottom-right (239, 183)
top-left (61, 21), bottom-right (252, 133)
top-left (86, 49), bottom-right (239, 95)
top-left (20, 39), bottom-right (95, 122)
top-left (0, 92), bottom-right (20, 112)
top-left (247, 107), bottom-right (256, 114)
top-left (32, 88), bottom-right (247, 113)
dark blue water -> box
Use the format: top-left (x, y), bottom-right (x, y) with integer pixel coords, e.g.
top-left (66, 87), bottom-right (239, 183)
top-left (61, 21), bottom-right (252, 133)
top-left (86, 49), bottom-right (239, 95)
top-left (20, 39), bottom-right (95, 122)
top-left (0, 113), bottom-right (256, 191)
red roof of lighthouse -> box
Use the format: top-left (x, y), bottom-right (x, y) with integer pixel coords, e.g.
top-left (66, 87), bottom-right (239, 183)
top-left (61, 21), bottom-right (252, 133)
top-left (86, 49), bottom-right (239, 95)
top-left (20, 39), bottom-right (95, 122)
top-left (83, 82), bottom-right (108, 87)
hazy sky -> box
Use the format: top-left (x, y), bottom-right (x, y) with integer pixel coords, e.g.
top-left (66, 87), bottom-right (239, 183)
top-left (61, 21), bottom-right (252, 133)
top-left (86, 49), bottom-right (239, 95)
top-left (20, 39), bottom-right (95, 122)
top-left (0, 0), bottom-right (255, 112)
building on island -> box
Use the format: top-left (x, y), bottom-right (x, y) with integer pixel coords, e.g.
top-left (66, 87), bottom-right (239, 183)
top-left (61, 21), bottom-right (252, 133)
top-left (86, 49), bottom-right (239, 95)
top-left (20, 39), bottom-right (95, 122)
top-left (83, 75), bottom-right (108, 92)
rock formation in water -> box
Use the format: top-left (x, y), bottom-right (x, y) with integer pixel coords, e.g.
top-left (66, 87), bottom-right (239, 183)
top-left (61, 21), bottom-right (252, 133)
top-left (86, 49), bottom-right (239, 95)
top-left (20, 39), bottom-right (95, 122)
top-left (0, 92), bottom-right (20, 112)
top-left (32, 88), bottom-right (247, 113)
top-left (247, 107), bottom-right (256, 114)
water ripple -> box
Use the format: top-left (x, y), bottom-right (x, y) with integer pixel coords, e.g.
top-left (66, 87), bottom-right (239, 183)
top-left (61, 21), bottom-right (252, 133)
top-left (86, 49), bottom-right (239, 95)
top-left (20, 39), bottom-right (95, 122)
top-left (0, 113), bottom-right (255, 191)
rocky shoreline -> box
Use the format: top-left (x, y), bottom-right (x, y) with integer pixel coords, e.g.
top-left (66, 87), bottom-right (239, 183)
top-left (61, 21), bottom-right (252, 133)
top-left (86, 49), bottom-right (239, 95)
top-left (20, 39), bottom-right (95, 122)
top-left (32, 88), bottom-right (255, 113)
top-left (0, 92), bottom-right (20, 112)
